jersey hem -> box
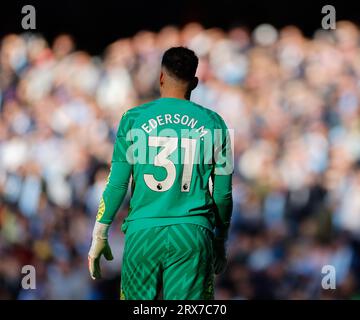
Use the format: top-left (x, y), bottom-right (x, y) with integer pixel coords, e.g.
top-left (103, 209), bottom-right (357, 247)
top-left (122, 216), bottom-right (214, 238)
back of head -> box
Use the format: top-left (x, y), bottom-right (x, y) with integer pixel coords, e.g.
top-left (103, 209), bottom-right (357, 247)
top-left (161, 47), bottom-right (199, 93)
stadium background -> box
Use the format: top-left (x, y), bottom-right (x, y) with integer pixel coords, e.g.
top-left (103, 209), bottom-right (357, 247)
top-left (1, 0), bottom-right (360, 299)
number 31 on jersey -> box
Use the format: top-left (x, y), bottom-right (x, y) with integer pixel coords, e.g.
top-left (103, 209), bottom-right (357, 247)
top-left (144, 136), bottom-right (197, 193)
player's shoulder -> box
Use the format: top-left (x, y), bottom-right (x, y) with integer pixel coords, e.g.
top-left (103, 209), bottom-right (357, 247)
top-left (189, 100), bottom-right (228, 129)
top-left (118, 100), bottom-right (159, 128)
top-left (115, 101), bottom-right (155, 135)
top-left (122, 100), bottom-right (157, 119)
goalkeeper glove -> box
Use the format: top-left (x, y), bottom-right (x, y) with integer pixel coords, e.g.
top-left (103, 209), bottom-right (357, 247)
top-left (88, 222), bottom-right (113, 280)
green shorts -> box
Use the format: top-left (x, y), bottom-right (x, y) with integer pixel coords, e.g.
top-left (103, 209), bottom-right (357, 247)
top-left (120, 223), bottom-right (214, 300)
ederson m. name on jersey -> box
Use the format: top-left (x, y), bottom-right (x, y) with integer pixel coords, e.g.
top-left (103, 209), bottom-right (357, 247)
top-left (140, 112), bottom-right (208, 138)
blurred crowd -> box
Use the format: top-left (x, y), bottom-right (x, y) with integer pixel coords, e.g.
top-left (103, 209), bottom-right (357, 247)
top-left (1, 21), bottom-right (360, 299)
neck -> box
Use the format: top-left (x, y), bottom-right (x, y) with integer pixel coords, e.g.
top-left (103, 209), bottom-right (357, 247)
top-left (160, 89), bottom-right (189, 100)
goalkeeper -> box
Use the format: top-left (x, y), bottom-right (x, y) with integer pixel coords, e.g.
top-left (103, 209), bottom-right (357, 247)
top-left (88, 47), bottom-right (233, 300)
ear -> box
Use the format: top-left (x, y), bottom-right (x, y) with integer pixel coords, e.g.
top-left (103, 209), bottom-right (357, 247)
top-left (160, 71), bottom-right (164, 86)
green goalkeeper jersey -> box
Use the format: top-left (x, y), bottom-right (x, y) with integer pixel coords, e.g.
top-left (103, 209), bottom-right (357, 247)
top-left (96, 97), bottom-right (233, 238)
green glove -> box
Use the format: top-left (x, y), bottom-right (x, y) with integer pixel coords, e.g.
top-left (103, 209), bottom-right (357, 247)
top-left (88, 222), bottom-right (114, 280)
top-left (213, 237), bottom-right (227, 274)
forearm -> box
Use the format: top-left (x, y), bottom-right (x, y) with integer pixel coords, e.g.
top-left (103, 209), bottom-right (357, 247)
top-left (212, 174), bottom-right (233, 239)
top-left (88, 112), bottom-right (132, 280)
top-left (96, 161), bottom-right (132, 224)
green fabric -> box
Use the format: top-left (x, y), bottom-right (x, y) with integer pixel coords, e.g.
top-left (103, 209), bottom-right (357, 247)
top-left (212, 174), bottom-right (233, 239)
top-left (124, 215), bottom-right (212, 238)
top-left (96, 97), bottom-right (233, 237)
top-left (120, 224), bottom-right (214, 300)
top-left (96, 162), bottom-right (131, 224)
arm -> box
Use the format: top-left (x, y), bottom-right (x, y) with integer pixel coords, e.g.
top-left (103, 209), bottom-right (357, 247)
top-left (212, 173), bottom-right (232, 275)
top-left (212, 174), bottom-right (233, 240)
top-left (95, 161), bottom-right (132, 225)
top-left (211, 119), bottom-right (233, 274)
top-left (88, 113), bottom-right (132, 279)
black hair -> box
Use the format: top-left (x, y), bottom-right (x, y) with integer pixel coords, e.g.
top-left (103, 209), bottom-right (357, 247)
top-left (161, 47), bottom-right (198, 82)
